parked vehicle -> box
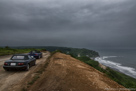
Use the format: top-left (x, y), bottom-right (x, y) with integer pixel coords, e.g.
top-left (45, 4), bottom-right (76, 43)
top-left (28, 50), bottom-right (42, 59)
top-left (3, 54), bottom-right (36, 71)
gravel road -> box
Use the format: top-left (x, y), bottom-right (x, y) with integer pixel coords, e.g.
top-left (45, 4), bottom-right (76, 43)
top-left (0, 52), bottom-right (50, 91)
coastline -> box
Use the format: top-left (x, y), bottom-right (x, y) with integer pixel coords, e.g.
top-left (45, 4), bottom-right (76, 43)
top-left (79, 55), bottom-right (136, 89)
top-left (95, 56), bottom-right (136, 79)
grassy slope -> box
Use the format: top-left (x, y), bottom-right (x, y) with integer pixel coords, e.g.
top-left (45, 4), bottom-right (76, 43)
top-left (76, 56), bottom-right (136, 90)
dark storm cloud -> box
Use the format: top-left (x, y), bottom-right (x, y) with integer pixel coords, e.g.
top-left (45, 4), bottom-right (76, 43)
top-left (0, 0), bottom-right (136, 48)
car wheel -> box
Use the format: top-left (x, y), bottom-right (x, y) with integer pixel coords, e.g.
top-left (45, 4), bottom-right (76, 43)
top-left (38, 56), bottom-right (40, 59)
top-left (41, 55), bottom-right (43, 58)
top-left (26, 64), bottom-right (30, 71)
top-left (5, 69), bottom-right (9, 71)
top-left (33, 61), bottom-right (36, 66)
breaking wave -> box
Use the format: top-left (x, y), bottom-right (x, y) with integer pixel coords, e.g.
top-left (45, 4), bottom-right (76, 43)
top-left (95, 56), bottom-right (136, 79)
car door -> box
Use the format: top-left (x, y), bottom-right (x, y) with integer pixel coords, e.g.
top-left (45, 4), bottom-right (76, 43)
top-left (27, 55), bottom-right (33, 66)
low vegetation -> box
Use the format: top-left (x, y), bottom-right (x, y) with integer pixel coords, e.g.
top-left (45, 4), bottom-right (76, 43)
top-left (36, 61), bottom-right (49, 74)
top-left (0, 46), bottom-right (45, 56)
top-left (48, 46), bottom-right (99, 57)
top-left (14, 46), bottom-right (99, 57)
top-left (51, 50), bottom-right (62, 55)
top-left (28, 75), bottom-right (40, 85)
top-left (25, 53), bottom-right (50, 90)
top-left (76, 56), bottom-right (136, 90)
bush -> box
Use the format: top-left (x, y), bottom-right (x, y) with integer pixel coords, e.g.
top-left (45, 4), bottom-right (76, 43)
top-left (77, 56), bottom-right (90, 62)
top-left (69, 53), bottom-right (76, 58)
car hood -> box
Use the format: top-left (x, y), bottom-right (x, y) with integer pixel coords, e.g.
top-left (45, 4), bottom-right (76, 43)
top-left (5, 60), bottom-right (27, 63)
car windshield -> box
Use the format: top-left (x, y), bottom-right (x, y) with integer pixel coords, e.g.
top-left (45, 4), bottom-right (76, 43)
top-left (11, 56), bottom-right (26, 60)
top-left (29, 51), bottom-right (40, 53)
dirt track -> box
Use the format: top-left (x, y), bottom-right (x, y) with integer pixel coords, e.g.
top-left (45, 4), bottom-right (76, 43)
top-left (0, 52), bottom-right (50, 91)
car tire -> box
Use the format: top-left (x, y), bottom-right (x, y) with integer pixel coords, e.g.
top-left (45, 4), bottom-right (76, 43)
top-left (38, 56), bottom-right (40, 59)
top-left (26, 64), bottom-right (30, 71)
top-left (5, 69), bottom-right (9, 71)
top-left (33, 61), bottom-right (36, 66)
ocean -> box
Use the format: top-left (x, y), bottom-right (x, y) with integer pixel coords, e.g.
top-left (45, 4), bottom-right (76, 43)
top-left (93, 48), bottom-right (136, 79)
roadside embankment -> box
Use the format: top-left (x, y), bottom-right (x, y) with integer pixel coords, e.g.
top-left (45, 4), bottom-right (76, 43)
top-left (22, 52), bottom-right (129, 91)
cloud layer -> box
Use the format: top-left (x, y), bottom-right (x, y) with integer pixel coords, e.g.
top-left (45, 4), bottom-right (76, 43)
top-left (0, 0), bottom-right (136, 48)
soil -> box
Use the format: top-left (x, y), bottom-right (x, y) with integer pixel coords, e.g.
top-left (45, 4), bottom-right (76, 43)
top-left (27, 52), bottom-right (130, 91)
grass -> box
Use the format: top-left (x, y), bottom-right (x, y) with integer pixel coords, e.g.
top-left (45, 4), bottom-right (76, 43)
top-left (28, 75), bottom-right (40, 85)
top-left (21, 88), bottom-right (27, 91)
top-left (51, 50), bottom-right (62, 55)
top-left (25, 60), bottom-right (50, 90)
top-left (26, 53), bottom-right (50, 90)
top-left (36, 62), bottom-right (49, 74)
top-left (0, 47), bottom-right (44, 56)
top-left (76, 56), bottom-right (136, 91)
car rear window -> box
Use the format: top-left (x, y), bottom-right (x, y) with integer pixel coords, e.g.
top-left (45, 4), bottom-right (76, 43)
top-left (11, 56), bottom-right (26, 60)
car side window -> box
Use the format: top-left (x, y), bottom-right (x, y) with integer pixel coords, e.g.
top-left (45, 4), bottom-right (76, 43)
top-left (25, 56), bottom-right (29, 60)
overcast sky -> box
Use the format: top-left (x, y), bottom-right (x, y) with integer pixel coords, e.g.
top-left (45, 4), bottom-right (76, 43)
top-left (0, 0), bottom-right (136, 48)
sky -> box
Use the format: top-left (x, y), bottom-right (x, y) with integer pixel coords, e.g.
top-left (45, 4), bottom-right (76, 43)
top-left (0, 0), bottom-right (136, 49)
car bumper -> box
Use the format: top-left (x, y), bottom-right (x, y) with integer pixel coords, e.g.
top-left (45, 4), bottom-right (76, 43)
top-left (3, 65), bottom-right (27, 70)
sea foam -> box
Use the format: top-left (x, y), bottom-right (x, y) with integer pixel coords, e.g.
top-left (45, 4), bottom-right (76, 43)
top-left (95, 56), bottom-right (136, 79)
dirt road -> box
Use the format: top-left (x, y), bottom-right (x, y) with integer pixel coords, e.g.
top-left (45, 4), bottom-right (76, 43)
top-left (0, 52), bottom-right (50, 91)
